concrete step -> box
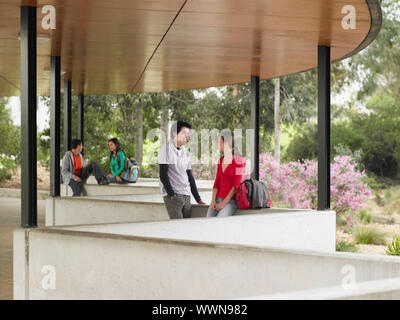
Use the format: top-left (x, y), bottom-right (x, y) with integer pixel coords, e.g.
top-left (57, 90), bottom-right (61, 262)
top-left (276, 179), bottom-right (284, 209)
top-left (61, 179), bottom-right (214, 197)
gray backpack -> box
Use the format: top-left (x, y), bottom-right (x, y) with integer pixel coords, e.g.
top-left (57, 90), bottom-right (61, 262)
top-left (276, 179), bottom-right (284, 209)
top-left (236, 178), bottom-right (272, 209)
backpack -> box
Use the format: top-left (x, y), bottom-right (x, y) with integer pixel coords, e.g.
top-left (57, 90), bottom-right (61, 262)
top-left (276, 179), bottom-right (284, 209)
top-left (110, 151), bottom-right (140, 183)
top-left (236, 178), bottom-right (272, 210)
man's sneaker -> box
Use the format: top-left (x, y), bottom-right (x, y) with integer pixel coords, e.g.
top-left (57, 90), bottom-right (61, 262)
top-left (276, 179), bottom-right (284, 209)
top-left (98, 177), bottom-right (109, 185)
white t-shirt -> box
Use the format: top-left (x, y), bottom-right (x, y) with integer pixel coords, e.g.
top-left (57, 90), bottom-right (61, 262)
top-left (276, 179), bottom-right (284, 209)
top-left (158, 141), bottom-right (191, 196)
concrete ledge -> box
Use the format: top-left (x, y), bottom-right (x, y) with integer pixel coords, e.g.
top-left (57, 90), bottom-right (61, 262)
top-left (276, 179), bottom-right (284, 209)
top-left (58, 210), bottom-right (336, 253)
top-left (60, 179), bottom-right (213, 197)
top-left (243, 277), bottom-right (400, 300)
top-left (14, 226), bottom-right (400, 300)
top-left (45, 194), bottom-right (310, 227)
top-left (45, 197), bottom-right (171, 226)
top-left (0, 188), bottom-right (49, 200)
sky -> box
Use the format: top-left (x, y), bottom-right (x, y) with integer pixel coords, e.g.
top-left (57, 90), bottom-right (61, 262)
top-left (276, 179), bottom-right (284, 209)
top-left (6, 96), bottom-right (49, 132)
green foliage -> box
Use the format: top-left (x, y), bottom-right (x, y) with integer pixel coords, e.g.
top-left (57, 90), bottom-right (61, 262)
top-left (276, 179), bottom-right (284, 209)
top-left (361, 173), bottom-right (384, 191)
top-left (358, 209), bottom-right (372, 224)
top-left (283, 121), bottom-right (363, 163)
top-left (384, 189), bottom-right (393, 201)
top-left (0, 98), bottom-right (20, 159)
top-left (386, 234), bottom-right (400, 256)
top-left (0, 168), bottom-right (12, 181)
top-left (336, 241), bottom-right (358, 253)
top-left (370, 215), bottom-right (395, 225)
top-left (350, 0), bottom-right (400, 100)
top-left (0, 98), bottom-right (20, 180)
top-left (336, 215), bottom-right (347, 226)
top-left (284, 90), bottom-right (400, 179)
top-left (352, 227), bottom-right (387, 245)
top-left (375, 193), bottom-right (385, 207)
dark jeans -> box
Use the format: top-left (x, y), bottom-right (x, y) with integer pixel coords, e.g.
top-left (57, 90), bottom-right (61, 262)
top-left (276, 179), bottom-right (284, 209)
top-left (106, 176), bottom-right (125, 184)
top-left (68, 162), bottom-right (106, 196)
top-left (163, 194), bottom-right (192, 219)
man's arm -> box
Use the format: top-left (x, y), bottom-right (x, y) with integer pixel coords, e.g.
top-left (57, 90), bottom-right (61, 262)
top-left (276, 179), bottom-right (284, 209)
top-left (186, 169), bottom-right (201, 203)
top-left (61, 154), bottom-right (75, 183)
top-left (159, 164), bottom-right (175, 198)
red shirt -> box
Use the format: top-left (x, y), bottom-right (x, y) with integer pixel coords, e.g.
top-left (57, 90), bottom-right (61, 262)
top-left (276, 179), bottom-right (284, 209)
top-left (213, 155), bottom-right (245, 200)
top-left (73, 154), bottom-right (82, 176)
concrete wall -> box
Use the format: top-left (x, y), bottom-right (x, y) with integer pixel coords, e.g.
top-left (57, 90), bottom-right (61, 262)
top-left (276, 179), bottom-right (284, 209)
top-left (0, 188), bottom-right (48, 200)
top-left (60, 184), bottom-right (163, 197)
top-left (45, 197), bottom-right (171, 226)
top-left (60, 179), bottom-right (213, 197)
top-left (45, 195), bottom-right (308, 227)
top-left (14, 227), bottom-right (400, 300)
top-left (59, 210), bottom-right (336, 253)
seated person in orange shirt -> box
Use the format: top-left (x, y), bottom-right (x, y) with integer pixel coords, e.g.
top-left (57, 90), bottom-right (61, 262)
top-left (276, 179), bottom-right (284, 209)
top-left (61, 139), bottom-right (109, 196)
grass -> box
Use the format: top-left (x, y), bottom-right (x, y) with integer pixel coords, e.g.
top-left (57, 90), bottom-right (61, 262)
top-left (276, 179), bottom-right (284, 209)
top-left (370, 215), bottom-right (395, 225)
top-left (386, 234), bottom-right (400, 256)
top-left (375, 193), bottom-right (385, 207)
top-left (358, 209), bottom-right (371, 224)
top-left (352, 226), bottom-right (387, 245)
top-left (336, 215), bottom-right (347, 226)
top-left (336, 241), bottom-right (358, 253)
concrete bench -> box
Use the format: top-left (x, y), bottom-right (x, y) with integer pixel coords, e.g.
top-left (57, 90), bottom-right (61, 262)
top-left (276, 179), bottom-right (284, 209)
top-left (45, 192), bottom-right (308, 227)
top-left (14, 216), bottom-right (400, 300)
top-left (60, 178), bottom-right (214, 197)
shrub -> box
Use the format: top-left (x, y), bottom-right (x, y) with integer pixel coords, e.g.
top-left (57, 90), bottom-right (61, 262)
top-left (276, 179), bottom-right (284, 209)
top-left (352, 227), bottom-right (387, 245)
top-left (191, 155), bottom-right (217, 180)
top-left (336, 215), bottom-right (347, 226)
top-left (374, 193), bottom-right (385, 207)
top-left (259, 152), bottom-right (371, 215)
top-left (384, 189), bottom-right (392, 201)
top-left (386, 234), bottom-right (400, 256)
top-left (336, 241), bottom-right (358, 252)
top-left (0, 155), bottom-right (18, 182)
top-left (0, 167), bottom-right (12, 181)
top-left (359, 209), bottom-right (372, 224)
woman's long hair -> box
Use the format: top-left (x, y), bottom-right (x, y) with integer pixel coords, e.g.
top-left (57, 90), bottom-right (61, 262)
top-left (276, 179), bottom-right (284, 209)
top-left (108, 138), bottom-right (121, 157)
top-left (220, 129), bottom-right (240, 156)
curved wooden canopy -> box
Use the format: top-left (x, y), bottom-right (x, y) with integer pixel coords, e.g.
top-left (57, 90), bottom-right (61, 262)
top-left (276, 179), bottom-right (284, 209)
top-left (0, 0), bottom-right (381, 96)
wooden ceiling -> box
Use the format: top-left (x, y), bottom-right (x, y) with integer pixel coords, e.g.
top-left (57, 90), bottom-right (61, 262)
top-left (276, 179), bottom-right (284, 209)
top-left (0, 0), bottom-right (381, 96)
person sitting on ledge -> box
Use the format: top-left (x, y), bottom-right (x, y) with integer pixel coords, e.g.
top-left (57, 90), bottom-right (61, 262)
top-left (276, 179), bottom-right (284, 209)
top-left (106, 137), bottom-right (126, 184)
top-left (61, 138), bottom-right (109, 197)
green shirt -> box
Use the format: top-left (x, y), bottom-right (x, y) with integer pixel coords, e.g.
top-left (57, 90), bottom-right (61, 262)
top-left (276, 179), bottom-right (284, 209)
top-left (110, 150), bottom-right (126, 177)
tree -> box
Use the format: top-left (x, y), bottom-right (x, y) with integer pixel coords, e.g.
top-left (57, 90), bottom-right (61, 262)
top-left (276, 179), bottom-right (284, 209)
top-left (0, 97), bottom-right (20, 180)
top-left (274, 78), bottom-right (281, 165)
top-left (350, 0), bottom-right (400, 101)
top-left (0, 97), bottom-right (20, 158)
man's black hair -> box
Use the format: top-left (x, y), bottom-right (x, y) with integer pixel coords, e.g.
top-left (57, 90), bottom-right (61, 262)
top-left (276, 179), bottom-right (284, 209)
top-left (170, 120), bottom-right (192, 139)
top-left (71, 139), bottom-right (82, 149)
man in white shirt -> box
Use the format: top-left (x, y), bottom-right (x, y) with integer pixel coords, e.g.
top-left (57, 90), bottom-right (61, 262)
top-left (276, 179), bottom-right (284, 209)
top-left (158, 120), bottom-right (206, 219)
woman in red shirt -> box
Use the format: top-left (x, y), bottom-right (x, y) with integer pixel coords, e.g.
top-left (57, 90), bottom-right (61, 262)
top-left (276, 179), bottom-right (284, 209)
top-left (207, 130), bottom-right (245, 217)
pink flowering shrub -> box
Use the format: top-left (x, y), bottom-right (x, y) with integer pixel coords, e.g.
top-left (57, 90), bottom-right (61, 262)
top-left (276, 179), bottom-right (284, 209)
top-left (191, 151), bottom-right (371, 217)
top-left (259, 152), bottom-right (371, 215)
top-left (191, 155), bottom-right (217, 180)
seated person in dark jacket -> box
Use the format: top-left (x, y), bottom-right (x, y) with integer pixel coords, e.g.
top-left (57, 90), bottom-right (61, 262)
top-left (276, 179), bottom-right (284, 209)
top-left (61, 139), bottom-right (109, 196)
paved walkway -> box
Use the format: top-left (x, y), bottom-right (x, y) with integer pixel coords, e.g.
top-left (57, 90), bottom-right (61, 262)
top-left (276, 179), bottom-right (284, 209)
top-left (0, 197), bottom-right (45, 300)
